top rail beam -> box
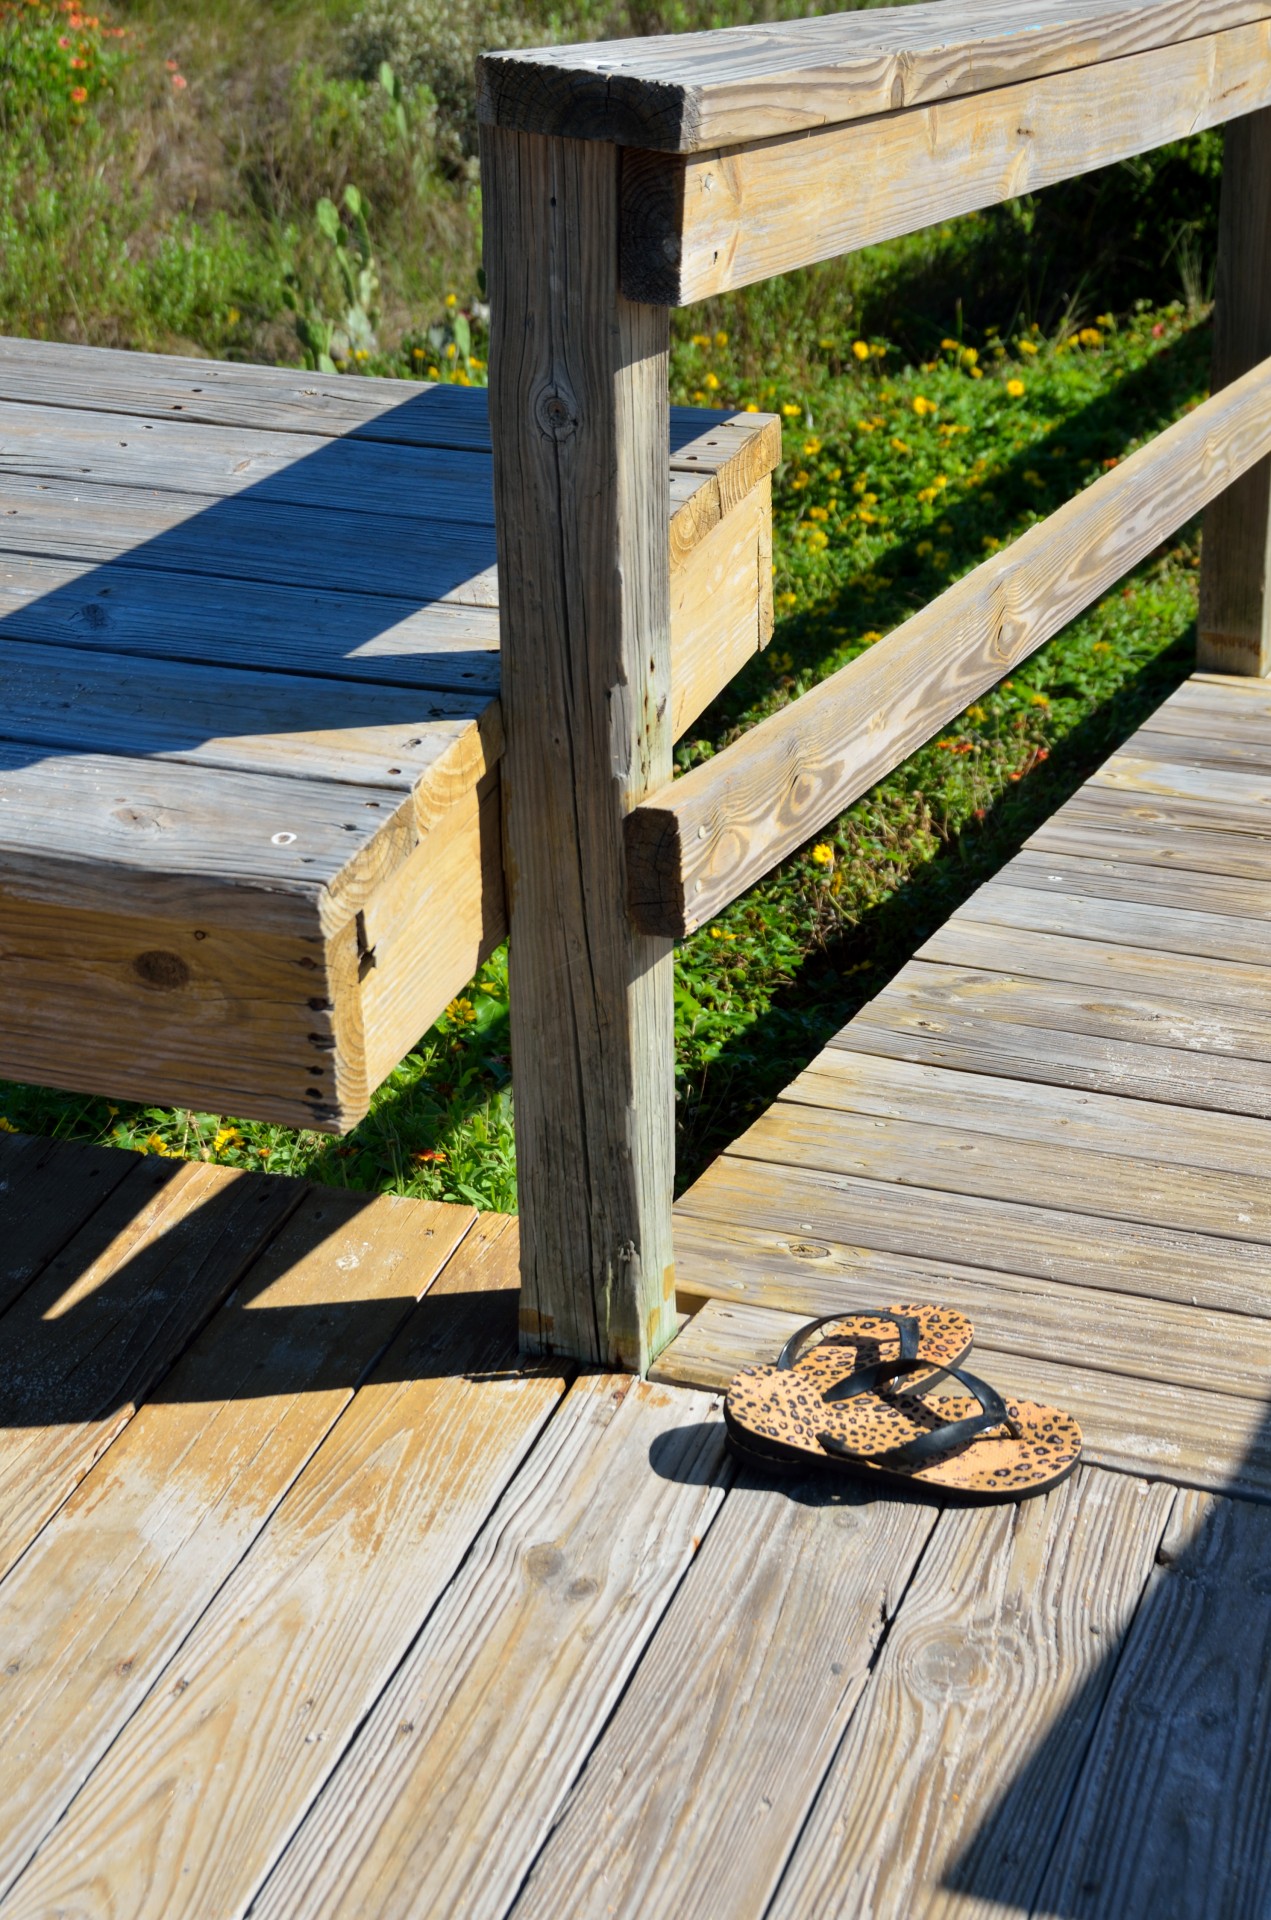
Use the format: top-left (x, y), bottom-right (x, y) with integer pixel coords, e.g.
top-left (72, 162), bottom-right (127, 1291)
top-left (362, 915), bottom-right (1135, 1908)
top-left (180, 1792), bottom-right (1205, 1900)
top-left (478, 0), bottom-right (1271, 153)
top-left (625, 351), bottom-right (1271, 940)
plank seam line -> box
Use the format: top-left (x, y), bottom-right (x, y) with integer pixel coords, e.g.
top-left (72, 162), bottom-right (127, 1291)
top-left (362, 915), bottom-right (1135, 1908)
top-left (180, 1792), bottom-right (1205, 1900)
top-left (0, 632), bottom-right (501, 698)
top-left (832, 1031), bottom-right (1271, 1123)
top-left (497, 1395), bottom-right (739, 1920)
top-left (0, 1203), bottom-right (497, 1907)
top-left (756, 1499), bottom-right (946, 1920)
top-left (1014, 1484), bottom-right (1184, 1920)
top-left (246, 1359), bottom-right (597, 1920)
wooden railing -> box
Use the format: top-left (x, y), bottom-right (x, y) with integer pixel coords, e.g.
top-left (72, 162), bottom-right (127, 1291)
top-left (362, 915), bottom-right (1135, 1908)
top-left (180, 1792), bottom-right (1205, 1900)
top-left (479, 0), bottom-right (1271, 1372)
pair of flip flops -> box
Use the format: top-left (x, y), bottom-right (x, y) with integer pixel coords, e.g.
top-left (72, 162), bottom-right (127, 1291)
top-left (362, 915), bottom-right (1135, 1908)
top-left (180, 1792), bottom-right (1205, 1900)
top-left (724, 1304), bottom-right (1082, 1502)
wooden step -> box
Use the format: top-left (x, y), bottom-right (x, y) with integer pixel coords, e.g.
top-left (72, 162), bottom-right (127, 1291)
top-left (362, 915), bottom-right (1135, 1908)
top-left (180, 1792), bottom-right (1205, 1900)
top-left (0, 340), bottom-right (780, 1127)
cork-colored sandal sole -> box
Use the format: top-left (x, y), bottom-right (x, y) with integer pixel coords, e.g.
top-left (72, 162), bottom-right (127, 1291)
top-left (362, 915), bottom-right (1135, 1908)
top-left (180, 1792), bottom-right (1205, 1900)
top-left (725, 1361), bottom-right (1082, 1503)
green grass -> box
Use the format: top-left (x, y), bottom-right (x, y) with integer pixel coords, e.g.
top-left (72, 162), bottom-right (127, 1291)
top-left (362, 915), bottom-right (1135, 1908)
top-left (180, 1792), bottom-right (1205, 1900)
top-left (0, 0), bottom-right (1221, 1204)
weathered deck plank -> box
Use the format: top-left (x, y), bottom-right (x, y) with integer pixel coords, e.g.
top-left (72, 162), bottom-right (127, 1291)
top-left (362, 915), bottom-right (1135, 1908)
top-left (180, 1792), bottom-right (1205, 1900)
top-left (0, 1188), bottom-right (479, 1903)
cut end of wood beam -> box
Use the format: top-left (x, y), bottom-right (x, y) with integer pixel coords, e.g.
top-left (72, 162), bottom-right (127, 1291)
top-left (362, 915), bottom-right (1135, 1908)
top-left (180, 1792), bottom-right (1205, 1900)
top-left (626, 803), bottom-right (689, 938)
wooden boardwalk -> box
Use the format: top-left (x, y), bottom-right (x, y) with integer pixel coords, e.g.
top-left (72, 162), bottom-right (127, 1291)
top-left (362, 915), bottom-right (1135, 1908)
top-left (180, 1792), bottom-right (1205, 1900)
top-left (3, 671), bottom-right (1271, 1916)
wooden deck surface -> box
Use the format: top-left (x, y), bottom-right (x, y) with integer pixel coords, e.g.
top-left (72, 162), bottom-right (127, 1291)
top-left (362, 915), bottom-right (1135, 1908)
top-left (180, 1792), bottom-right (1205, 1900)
top-left (4, 671), bottom-right (1271, 1915)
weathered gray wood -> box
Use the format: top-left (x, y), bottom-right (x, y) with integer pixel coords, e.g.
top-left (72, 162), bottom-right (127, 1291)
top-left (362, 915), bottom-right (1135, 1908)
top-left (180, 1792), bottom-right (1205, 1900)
top-left (1002, 847), bottom-right (1271, 921)
top-left (1202, 107), bottom-right (1271, 676)
top-left (620, 24), bottom-right (1271, 302)
top-left (769, 1471), bottom-right (1173, 1920)
top-left (626, 356), bottom-right (1271, 938)
top-left (511, 1471), bottom-right (937, 1920)
top-left (0, 638), bottom-right (494, 809)
top-left (1028, 802), bottom-right (1271, 884)
top-left (0, 741), bottom-right (412, 937)
top-left (0, 1159), bottom-right (300, 1584)
top-left (483, 127), bottom-right (678, 1371)
top-left (0, 1193), bottom-right (481, 1905)
top-left (1035, 1491), bottom-right (1271, 1919)
top-left (1091, 748), bottom-right (1271, 813)
top-left (478, 0), bottom-right (1270, 151)
top-left (787, 1046), bottom-right (1271, 1181)
top-left (730, 1092), bottom-right (1271, 1247)
top-left (252, 1377), bottom-right (727, 1920)
top-left (676, 1152), bottom-right (1271, 1319)
top-left (0, 547), bottom-right (501, 694)
top-left (0, 334), bottom-right (738, 455)
top-left (954, 877), bottom-right (1271, 968)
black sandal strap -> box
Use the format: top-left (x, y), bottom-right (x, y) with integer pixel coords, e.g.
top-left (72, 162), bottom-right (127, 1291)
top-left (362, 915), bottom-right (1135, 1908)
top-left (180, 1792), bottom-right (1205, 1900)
top-left (776, 1309), bottom-right (922, 1372)
top-left (819, 1357), bottom-right (1024, 1471)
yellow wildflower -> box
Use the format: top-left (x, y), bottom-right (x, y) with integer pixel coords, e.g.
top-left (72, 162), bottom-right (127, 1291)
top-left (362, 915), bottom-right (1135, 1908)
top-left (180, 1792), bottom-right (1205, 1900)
top-left (970, 367), bottom-right (984, 379)
top-left (1018, 339), bottom-right (1039, 355)
top-left (791, 470), bottom-right (810, 490)
top-left (961, 347), bottom-right (979, 367)
top-left (0, 1116), bottom-right (18, 1134)
top-left (808, 528), bottom-right (829, 549)
top-left (777, 590), bottom-right (798, 610)
top-left (704, 371), bottom-right (720, 391)
top-left (852, 341), bottom-right (870, 361)
top-left (1079, 327), bottom-right (1102, 346)
top-left (445, 292), bottom-right (457, 307)
top-left (802, 437), bottom-right (822, 456)
top-left (891, 436), bottom-right (911, 454)
top-left (807, 505), bottom-right (829, 522)
top-left (861, 630), bottom-right (882, 644)
top-left (143, 1133), bottom-right (171, 1157)
top-left (828, 467), bottom-right (842, 481)
top-left (714, 329), bottom-right (729, 347)
top-left (213, 1126), bottom-right (242, 1153)
top-left (781, 402), bottom-right (802, 418)
top-left (912, 396), bottom-right (936, 417)
top-left (983, 535), bottom-right (1002, 551)
top-left (691, 331), bottom-right (711, 348)
top-left (966, 704), bottom-right (987, 723)
top-left (744, 402), bottom-right (759, 411)
top-left (941, 337), bottom-right (959, 350)
top-left (1006, 378), bottom-right (1026, 398)
top-left (226, 307), bottom-right (240, 326)
top-left (810, 843), bottom-right (835, 867)
top-left (916, 540), bottom-right (933, 556)
top-left (1029, 691), bottom-right (1050, 706)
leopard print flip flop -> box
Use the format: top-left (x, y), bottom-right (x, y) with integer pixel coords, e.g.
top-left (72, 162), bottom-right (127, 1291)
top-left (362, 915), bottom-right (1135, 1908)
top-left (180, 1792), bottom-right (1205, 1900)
top-left (777, 1304), bottom-right (973, 1395)
top-left (726, 1354), bottom-right (1082, 1503)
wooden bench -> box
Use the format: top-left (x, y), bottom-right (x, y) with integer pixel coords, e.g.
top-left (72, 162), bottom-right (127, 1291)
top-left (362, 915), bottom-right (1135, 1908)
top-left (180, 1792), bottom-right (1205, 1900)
top-left (0, 339), bottom-right (777, 1129)
top-left (477, 0), bottom-right (1271, 1370)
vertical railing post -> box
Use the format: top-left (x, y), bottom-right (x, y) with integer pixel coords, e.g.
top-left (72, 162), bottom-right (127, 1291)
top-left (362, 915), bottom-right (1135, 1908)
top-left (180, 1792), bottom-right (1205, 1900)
top-left (1200, 107), bottom-right (1271, 677)
top-left (481, 125), bottom-right (678, 1374)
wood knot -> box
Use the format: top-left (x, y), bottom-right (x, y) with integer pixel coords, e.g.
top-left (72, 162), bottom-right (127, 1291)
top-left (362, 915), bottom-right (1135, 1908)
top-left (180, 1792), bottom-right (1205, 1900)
top-left (535, 387), bottom-right (577, 441)
top-left (132, 949), bottom-right (190, 991)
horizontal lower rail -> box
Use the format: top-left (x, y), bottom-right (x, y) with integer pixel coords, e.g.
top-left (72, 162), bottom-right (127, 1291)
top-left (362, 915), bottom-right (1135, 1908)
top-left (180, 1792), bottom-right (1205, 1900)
top-left (622, 20), bottom-right (1271, 304)
top-left (625, 353), bottom-right (1271, 938)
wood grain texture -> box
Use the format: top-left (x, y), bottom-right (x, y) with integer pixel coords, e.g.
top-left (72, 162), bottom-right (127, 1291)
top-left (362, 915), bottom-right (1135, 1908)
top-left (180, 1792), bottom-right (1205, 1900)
top-left (669, 474), bottom-right (773, 737)
top-left (785, 1044), bottom-right (1271, 1181)
top-left (1201, 108), bottom-right (1271, 676)
top-left (664, 1223), bottom-right (1271, 1405)
top-left (253, 1376), bottom-right (727, 1920)
top-left (0, 1159), bottom-right (300, 1584)
top-left (620, 24), bottom-right (1271, 302)
top-left (1, 1218), bottom-right (573, 1920)
top-left (484, 127), bottom-right (677, 1370)
top-left (511, 1470), bottom-right (937, 1920)
top-left (478, 0), bottom-right (1271, 151)
top-left (627, 356), bottom-right (1271, 937)
top-left (768, 1471), bottom-right (1173, 1920)
top-left (0, 1190), bottom-right (477, 1905)
top-left (0, 893), bottom-right (370, 1133)
top-left (1035, 1491), bottom-right (1271, 1919)
top-left (0, 1136), bottom-right (134, 1316)
top-left (730, 1091), bottom-right (1271, 1247)
top-left (676, 1151), bottom-right (1271, 1320)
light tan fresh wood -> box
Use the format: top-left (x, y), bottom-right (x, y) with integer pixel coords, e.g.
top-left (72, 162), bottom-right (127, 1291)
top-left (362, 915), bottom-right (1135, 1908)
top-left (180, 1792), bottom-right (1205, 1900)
top-left (512, 1471), bottom-right (936, 1920)
top-left (0, 1191), bottom-right (479, 1905)
top-left (620, 24), bottom-right (1271, 302)
top-left (1036, 1491), bottom-right (1271, 1918)
top-left (769, 1471), bottom-right (1173, 1920)
top-left (730, 1093), bottom-right (1271, 1246)
top-left (1201, 107), bottom-right (1271, 677)
top-left (670, 474), bottom-right (773, 737)
top-left (478, 0), bottom-right (1270, 151)
top-left (0, 1158), bottom-right (300, 1584)
top-left (626, 356), bottom-right (1271, 937)
top-left (483, 126), bottom-right (678, 1370)
top-left (253, 1376), bottom-right (727, 1920)
top-left (676, 1151), bottom-right (1271, 1319)
top-left (358, 773), bottom-right (505, 1089)
top-left (0, 1136), bottom-right (134, 1316)
top-left (0, 1218), bottom-right (573, 1920)
top-left (0, 892), bottom-right (370, 1131)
